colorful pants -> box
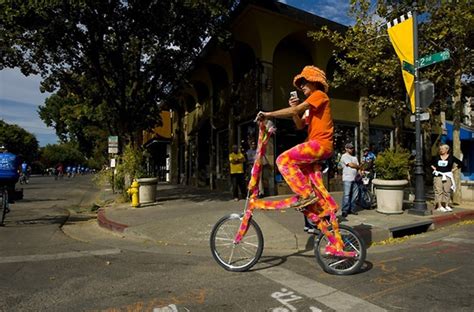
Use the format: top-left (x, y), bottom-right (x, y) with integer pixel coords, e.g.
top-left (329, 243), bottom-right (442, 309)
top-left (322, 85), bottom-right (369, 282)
top-left (276, 140), bottom-right (332, 199)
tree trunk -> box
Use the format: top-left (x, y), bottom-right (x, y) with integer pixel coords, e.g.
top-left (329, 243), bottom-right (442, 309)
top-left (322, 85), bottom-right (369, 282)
top-left (452, 69), bottom-right (463, 204)
top-left (358, 88), bottom-right (369, 157)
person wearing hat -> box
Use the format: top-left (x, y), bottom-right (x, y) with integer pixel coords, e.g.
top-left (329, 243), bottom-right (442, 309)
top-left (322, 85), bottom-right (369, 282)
top-left (339, 142), bottom-right (360, 218)
top-left (256, 65), bottom-right (334, 210)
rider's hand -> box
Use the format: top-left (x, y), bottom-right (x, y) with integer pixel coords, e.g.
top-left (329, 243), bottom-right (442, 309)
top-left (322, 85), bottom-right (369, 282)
top-left (289, 97), bottom-right (299, 107)
top-left (255, 111), bottom-right (267, 121)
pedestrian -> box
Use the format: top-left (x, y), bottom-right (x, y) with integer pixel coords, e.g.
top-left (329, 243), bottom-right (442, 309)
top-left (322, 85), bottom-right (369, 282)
top-left (229, 144), bottom-right (247, 201)
top-left (256, 65), bottom-right (335, 210)
top-left (431, 144), bottom-right (463, 212)
top-left (361, 146), bottom-right (376, 177)
top-left (339, 142), bottom-right (360, 218)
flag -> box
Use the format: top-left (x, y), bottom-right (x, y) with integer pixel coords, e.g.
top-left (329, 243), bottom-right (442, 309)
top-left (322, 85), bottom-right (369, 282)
top-left (387, 12), bottom-right (415, 113)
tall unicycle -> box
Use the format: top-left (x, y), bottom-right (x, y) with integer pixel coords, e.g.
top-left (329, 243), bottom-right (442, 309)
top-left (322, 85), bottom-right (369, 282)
top-left (210, 213), bottom-right (264, 272)
top-left (314, 224), bottom-right (366, 275)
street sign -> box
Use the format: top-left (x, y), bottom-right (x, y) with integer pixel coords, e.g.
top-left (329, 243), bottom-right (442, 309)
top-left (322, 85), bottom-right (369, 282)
top-left (410, 112), bottom-right (430, 123)
top-left (108, 136), bottom-right (119, 154)
top-left (402, 61), bottom-right (414, 75)
top-left (418, 50), bottom-right (450, 69)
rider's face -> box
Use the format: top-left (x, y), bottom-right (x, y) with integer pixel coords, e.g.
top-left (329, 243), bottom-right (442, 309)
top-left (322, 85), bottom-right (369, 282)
top-left (300, 80), bottom-right (318, 97)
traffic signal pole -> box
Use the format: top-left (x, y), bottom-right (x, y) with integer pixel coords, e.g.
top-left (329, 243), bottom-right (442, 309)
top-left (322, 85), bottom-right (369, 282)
top-left (409, 3), bottom-right (429, 215)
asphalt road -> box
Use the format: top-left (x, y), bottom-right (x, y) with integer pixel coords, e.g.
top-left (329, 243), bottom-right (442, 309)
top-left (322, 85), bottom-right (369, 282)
top-left (0, 175), bottom-right (473, 311)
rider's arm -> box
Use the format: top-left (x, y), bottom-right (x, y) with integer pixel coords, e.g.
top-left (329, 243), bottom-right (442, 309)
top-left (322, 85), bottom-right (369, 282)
top-left (263, 101), bottom-right (310, 119)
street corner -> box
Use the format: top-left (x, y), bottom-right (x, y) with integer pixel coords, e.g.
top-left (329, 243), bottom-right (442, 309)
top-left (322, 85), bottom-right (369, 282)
top-left (431, 209), bottom-right (474, 228)
top-left (97, 207), bottom-right (129, 233)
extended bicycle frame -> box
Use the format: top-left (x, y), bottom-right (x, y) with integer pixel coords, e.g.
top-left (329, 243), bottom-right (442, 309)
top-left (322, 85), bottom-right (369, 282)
top-left (234, 120), bottom-right (348, 253)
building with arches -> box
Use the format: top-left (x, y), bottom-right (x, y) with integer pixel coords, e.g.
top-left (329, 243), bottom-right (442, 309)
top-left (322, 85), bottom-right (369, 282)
top-left (165, 1), bottom-right (402, 195)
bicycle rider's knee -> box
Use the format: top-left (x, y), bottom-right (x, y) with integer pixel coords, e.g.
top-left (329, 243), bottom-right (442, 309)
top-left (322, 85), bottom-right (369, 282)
top-left (275, 154), bottom-right (286, 170)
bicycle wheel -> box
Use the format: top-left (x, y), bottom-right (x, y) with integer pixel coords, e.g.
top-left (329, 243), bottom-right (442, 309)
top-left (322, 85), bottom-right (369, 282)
top-left (359, 187), bottom-right (373, 209)
top-left (0, 189), bottom-right (8, 226)
top-left (210, 213), bottom-right (264, 272)
top-left (314, 224), bottom-right (366, 275)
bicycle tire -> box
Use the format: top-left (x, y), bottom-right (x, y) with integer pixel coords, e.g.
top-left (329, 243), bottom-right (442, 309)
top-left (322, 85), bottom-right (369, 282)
top-left (314, 224), bottom-right (366, 275)
top-left (359, 187), bottom-right (373, 209)
top-left (0, 189), bottom-right (8, 226)
top-left (210, 213), bottom-right (264, 272)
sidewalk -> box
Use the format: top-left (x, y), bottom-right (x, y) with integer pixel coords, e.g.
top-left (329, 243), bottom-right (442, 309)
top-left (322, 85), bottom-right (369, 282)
top-left (97, 183), bottom-right (474, 251)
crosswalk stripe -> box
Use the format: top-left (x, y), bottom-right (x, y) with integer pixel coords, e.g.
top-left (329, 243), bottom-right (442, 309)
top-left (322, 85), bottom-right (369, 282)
top-left (258, 267), bottom-right (387, 312)
top-left (0, 249), bottom-right (121, 264)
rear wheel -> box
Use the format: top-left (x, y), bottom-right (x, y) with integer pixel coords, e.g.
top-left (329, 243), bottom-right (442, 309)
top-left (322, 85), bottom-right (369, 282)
top-left (210, 213), bottom-right (263, 272)
top-left (314, 224), bottom-right (366, 275)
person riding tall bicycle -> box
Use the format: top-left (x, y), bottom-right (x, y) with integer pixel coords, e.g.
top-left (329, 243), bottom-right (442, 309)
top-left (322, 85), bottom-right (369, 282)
top-left (257, 65), bottom-right (334, 211)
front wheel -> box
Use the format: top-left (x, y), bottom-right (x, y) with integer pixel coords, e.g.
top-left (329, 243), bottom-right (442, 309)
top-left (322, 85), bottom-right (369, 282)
top-left (210, 213), bottom-right (264, 272)
top-left (314, 224), bottom-right (366, 275)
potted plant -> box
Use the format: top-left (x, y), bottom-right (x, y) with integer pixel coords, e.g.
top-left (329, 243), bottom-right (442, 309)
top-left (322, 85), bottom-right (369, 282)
top-left (120, 144), bottom-right (157, 204)
top-left (372, 147), bottom-right (412, 214)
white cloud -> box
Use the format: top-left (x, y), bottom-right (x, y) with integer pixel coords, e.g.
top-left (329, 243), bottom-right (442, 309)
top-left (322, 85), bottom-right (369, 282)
top-left (0, 68), bottom-right (57, 146)
top-left (0, 68), bottom-right (50, 105)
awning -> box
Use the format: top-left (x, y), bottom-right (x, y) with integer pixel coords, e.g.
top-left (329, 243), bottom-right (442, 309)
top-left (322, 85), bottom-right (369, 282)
top-left (445, 121), bottom-right (474, 141)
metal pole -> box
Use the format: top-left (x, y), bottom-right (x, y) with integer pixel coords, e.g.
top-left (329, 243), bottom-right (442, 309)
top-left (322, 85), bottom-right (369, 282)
top-left (409, 2), bottom-right (429, 215)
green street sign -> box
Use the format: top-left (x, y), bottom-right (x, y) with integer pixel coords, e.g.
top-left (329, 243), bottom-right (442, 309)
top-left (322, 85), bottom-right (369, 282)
top-left (418, 50), bottom-right (450, 69)
top-left (402, 61), bottom-right (415, 75)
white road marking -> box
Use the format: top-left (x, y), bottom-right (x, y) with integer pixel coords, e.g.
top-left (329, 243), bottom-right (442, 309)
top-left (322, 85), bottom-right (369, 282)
top-left (0, 248), bottom-right (121, 264)
top-left (258, 267), bottom-right (387, 312)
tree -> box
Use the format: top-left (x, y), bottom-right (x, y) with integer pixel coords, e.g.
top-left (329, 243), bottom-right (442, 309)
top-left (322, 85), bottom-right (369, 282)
top-left (415, 1), bottom-right (474, 203)
top-left (39, 143), bottom-right (85, 168)
top-left (311, 0), bottom-right (473, 202)
top-left (1, 0), bottom-right (236, 145)
top-left (309, 0), bottom-right (408, 149)
top-left (0, 120), bottom-right (39, 163)
top-left (38, 93), bottom-right (108, 161)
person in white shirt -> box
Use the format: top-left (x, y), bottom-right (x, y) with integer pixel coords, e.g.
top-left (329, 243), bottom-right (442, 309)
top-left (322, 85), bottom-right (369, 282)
top-left (339, 142), bottom-right (360, 218)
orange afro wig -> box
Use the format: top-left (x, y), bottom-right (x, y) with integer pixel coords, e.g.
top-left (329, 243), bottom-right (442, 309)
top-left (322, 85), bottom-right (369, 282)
top-left (293, 65), bottom-right (329, 93)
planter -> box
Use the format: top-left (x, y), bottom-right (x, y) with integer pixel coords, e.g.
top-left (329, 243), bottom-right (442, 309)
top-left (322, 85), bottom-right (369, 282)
top-left (372, 179), bottom-right (408, 214)
top-left (137, 177), bottom-right (158, 204)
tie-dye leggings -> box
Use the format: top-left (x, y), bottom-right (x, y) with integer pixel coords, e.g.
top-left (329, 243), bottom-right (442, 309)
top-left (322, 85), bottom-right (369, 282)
top-left (276, 140), bottom-right (332, 199)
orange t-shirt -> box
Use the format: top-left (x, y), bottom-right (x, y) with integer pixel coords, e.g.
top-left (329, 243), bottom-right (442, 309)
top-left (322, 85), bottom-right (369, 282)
top-left (304, 90), bottom-right (334, 153)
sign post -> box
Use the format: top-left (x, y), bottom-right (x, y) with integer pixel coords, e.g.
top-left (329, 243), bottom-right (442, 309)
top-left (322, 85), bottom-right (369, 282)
top-left (108, 136), bottom-right (119, 194)
top-left (409, 4), bottom-right (429, 215)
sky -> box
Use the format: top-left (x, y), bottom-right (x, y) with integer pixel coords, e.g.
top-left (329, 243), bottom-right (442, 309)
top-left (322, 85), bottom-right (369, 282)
top-left (0, 0), bottom-right (353, 147)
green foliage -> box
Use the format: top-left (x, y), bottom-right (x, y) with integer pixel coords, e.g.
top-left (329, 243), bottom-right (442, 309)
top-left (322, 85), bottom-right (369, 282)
top-left (309, 0), bottom-right (408, 119)
top-left (0, 0), bottom-right (236, 145)
top-left (0, 120), bottom-right (39, 163)
top-left (40, 142), bottom-right (85, 168)
top-left (38, 93), bottom-right (108, 163)
top-left (374, 148), bottom-right (413, 180)
top-left (112, 144), bottom-right (150, 194)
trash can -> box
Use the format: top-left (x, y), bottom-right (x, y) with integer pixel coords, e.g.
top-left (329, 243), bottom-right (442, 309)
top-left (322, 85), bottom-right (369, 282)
top-left (137, 177), bottom-right (158, 204)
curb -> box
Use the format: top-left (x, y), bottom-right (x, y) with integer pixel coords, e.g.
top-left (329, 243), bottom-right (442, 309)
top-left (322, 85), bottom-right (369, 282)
top-left (431, 210), bottom-right (474, 228)
top-left (97, 208), bottom-right (128, 233)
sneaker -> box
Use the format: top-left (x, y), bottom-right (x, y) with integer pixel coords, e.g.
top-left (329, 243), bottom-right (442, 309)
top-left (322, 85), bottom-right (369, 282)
top-left (289, 193), bottom-right (318, 211)
top-left (436, 207), bottom-right (448, 212)
top-left (444, 205), bottom-right (453, 212)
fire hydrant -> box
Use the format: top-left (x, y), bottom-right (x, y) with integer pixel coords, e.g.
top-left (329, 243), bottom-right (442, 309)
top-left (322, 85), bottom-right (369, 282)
top-left (127, 180), bottom-right (140, 208)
